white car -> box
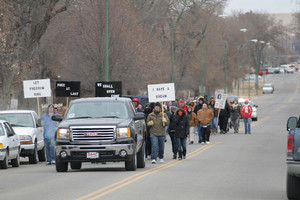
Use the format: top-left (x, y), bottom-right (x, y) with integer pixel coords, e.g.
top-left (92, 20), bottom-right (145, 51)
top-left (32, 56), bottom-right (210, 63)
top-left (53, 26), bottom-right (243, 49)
top-left (0, 110), bottom-right (45, 164)
top-left (245, 74), bottom-right (262, 81)
top-left (0, 120), bottom-right (20, 169)
top-left (262, 83), bottom-right (274, 94)
top-left (238, 98), bottom-right (258, 121)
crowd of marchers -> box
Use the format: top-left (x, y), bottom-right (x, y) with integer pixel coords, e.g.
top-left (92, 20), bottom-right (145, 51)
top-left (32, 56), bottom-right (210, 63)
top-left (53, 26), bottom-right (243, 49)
top-left (131, 96), bottom-right (253, 164)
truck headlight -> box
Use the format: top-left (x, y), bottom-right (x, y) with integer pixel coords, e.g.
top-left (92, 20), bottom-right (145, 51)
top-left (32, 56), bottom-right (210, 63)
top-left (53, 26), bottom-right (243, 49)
top-left (19, 135), bottom-right (33, 144)
top-left (0, 143), bottom-right (4, 149)
top-left (57, 129), bottom-right (70, 139)
top-left (117, 128), bottom-right (130, 138)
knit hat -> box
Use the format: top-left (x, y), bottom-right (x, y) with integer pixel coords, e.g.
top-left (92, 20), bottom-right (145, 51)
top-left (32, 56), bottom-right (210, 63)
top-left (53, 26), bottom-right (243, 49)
top-left (154, 102), bottom-right (162, 108)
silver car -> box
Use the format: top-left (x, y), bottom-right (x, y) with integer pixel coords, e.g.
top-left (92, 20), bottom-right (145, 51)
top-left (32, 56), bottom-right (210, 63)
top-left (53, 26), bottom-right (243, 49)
top-left (238, 99), bottom-right (258, 121)
top-left (262, 83), bottom-right (274, 94)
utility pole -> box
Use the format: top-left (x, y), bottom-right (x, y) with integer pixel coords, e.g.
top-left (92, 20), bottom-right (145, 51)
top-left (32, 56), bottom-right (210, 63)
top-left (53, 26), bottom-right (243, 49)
top-left (105, 0), bottom-right (109, 81)
top-left (224, 41), bottom-right (228, 94)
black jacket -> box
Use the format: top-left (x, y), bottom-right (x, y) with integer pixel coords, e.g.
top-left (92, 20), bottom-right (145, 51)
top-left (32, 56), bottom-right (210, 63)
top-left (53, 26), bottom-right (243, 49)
top-left (194, 103), bottom-right (203, 115)
top-left (230, 104), bottom-right (240, 120)
top-left (219, 102), bottom-right (230, 118)
top-left (174, 108), bottom-right (189, 138)
top-left (167, 111), bottom-right (176, 133)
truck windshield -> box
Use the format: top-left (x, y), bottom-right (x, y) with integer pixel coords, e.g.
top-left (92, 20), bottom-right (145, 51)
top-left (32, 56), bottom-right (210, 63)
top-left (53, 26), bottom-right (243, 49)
top-left (0, 113), bottom-right (35, 128)
top-left (66, 101), bottom-right (129, 119)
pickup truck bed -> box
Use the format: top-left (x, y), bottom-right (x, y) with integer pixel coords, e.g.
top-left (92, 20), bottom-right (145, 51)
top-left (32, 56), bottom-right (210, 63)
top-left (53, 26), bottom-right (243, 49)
top-left (286, 120), bottom-right (300, 199)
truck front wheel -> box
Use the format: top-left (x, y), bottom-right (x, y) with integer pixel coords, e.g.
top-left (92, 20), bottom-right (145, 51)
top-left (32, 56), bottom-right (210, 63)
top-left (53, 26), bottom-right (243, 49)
top-left (287, 172), bottom-right (300, 199)
top-left (125, 150), bottom-right (137, 171)
top-left (56, 158), bottom-right (68, 172)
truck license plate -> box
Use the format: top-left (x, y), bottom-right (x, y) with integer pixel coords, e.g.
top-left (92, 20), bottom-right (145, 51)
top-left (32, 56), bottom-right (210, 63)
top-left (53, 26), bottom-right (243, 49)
top-left (87, 152), bottom-right (99, 159)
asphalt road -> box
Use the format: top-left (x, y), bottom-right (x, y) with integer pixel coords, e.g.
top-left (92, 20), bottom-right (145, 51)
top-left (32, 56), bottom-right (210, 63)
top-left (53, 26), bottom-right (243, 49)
top-left (0, 73), bottom-right (299, 200)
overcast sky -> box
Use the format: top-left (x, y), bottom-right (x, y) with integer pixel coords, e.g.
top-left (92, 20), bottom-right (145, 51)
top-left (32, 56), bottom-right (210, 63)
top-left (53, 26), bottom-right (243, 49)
top-left (224, 0), bottom-right (299, 14)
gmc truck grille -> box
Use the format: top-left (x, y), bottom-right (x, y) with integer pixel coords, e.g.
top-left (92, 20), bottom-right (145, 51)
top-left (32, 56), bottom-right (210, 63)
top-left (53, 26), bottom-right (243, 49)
top-left (70, 126), bottom-right (115, 142)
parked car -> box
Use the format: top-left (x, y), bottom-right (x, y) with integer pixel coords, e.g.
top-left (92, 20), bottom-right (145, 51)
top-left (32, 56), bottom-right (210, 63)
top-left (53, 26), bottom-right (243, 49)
top-left (286, 117), bottom-right (300, 199)
top-left (238, 98), bottom-right (258, 121)
top-left (273, 68), bottom-right (280, 74)
top-left (262, 83), bottom-right (274, 94)
top-left (0, 120), bottom-right (20, 169)
top-left (245, 74), bottom-right (262, 81)
top-left (286, 68), bottom-right (295, 74)
top-left (260, 68), bottom-right (269, 75)
top-left (250, 70), bottom-right (264, 76)
top-left (227, 95), bottom-right (240, 104)
top-left (0, 110), bottom-right (45, 164)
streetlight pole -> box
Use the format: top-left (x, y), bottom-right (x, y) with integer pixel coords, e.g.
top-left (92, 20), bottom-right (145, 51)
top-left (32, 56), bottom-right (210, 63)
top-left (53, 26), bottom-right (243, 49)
top-left (237, 28), bottom-right (247, 96)
top-left (224, 41), bottom-right (228, 94)
top-left (200, 34), bottom-right (204, 94)
top-left (237, 47), bottom-right (240, 95)
top-left (105, 0), bottom-right (109, 81)
top-left (255, 40), bottom-right (265, 95)
top-left (248, 49), bottom-right (251, 99)
top-left (171, 18), bottom-right (175, 83)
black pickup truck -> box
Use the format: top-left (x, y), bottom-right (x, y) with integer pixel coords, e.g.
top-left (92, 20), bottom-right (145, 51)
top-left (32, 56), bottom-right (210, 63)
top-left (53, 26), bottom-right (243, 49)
top-left (286, 117), bottom-right (300, 199)
top-left (52, 97), bottom-right (146, 172)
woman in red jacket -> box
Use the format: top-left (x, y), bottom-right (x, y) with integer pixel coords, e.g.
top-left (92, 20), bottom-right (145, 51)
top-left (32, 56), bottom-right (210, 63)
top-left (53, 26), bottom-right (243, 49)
top-left (240, 100), bottom-right (253, 134)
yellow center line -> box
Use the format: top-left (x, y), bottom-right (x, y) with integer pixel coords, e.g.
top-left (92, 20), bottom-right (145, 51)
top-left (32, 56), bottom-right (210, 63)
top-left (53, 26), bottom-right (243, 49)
top-left (252, 116), bottom-right (270, 127)
top-left (288, 96), bottom-right (295, 103)
top-left (77, 143), bottom-right (219, 200)
top-left (272, 105), bottom-right (286, 113)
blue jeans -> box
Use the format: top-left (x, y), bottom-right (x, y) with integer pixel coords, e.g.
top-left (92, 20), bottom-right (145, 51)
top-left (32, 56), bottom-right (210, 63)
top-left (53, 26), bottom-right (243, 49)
top-left (44, 138), bottom-right (55, 162)
top-left (169, 132), bottom-right (178, 154)
top-left (176, 137), bottom-right (187, 158)
top-left (150, 133), bottom-right (165, 160)
top-left (197, 123), bottom-right (202, 142)
top-left (211, 117), bottom-right (218, 130)
top-left (243, 118), bottom-right (251, 134)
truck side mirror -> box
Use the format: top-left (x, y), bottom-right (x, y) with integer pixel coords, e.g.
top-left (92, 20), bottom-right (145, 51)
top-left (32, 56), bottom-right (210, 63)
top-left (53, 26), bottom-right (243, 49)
top-left (134, 112), bottom-right (145, 120)
top-left (287, 116), bottom-right (298, 131)
top-left (52, 114), bottom-right (63, 122)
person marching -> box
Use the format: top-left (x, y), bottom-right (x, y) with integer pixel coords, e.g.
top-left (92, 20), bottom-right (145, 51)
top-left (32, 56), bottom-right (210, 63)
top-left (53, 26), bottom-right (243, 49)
top-left (231, 99), bottom-right (241, 133)
top-left (218, 100), bottom-right (230, 134)
top-left (146, 102), bottom-right (170, 163)
top-left (132, 98), bottom-right (143, 112)
top-left (194, 97), bottom-right (204, 143)
top-left (209, 99), bottom-right (219, 135)
top-left (240, 100), bottom-right (253, 134)
top-left (167, 106), bottom-right (178, 159)
top-left (187, 106), bottom-right (197, 144)
top-left (42, 104), bottom-right (58, 165)
top-left (174, 108), bottom-right (189, 160)
top-left (197, 103), bottom-right (214, 144)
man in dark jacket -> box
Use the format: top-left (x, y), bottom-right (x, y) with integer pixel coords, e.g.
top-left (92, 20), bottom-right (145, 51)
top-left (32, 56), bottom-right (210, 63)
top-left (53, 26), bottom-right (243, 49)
top-left (174, 108), bottom-right (189, 160)
top-left (167, 106), bottom-right (178, 159)
top-left (219, 100), bottom-right (230, 134)
top-left (144, 103), bottom-right (154, 159)
top-left (194, 97), bottom-right (204, 142)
